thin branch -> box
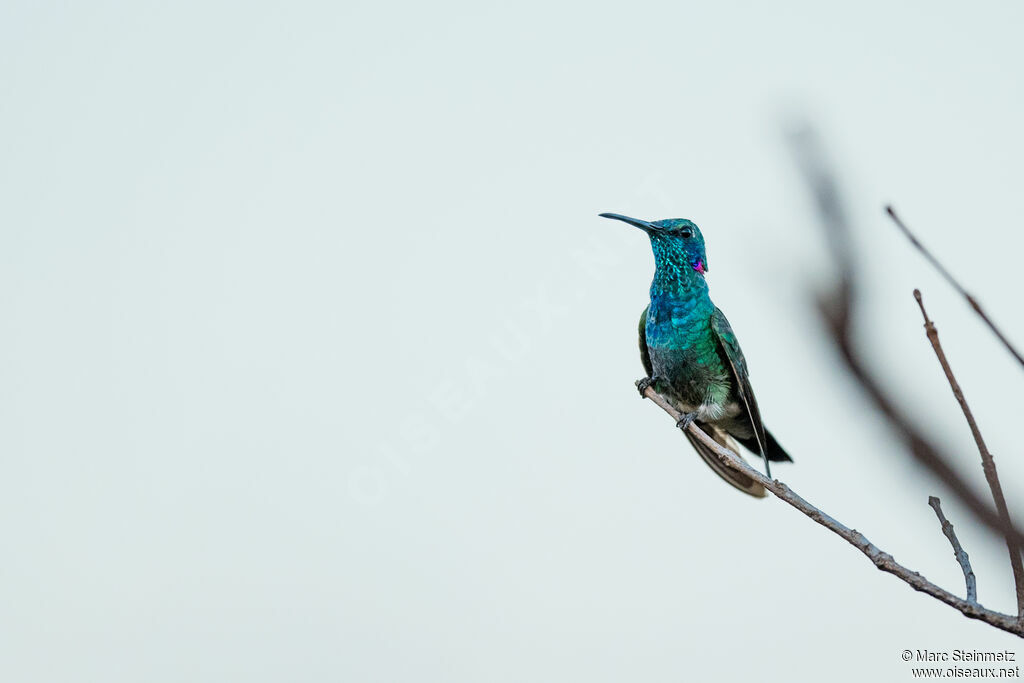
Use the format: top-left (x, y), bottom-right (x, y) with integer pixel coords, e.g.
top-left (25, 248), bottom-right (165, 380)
top-left (824, 297), bottom-right (1024, 549)
top-left (639, 381), bottom-right (1024, 637)
top-left (786, 128), bottom-right (1024, 552)
top-left (928, 496), bottom-right (978, 604)
top-left (914, 289), bottom-right (1024, 616)
top-left (887, 206), bottom-right (1024, 370)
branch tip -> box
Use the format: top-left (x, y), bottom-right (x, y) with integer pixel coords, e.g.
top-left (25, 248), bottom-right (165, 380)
top-left (928, 496), bottom-right (978, 604)
top-left (914, 289), bottom-right (932, 325)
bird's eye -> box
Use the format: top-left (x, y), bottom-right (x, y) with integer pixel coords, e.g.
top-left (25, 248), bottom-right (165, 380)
top-left (679, 228), bottom-right (693, 238)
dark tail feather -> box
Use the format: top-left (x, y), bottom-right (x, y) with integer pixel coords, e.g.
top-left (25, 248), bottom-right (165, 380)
top-left (737, 429), bottom-right (793, 463)
top-left (684, 424), bottom-right (767, 498)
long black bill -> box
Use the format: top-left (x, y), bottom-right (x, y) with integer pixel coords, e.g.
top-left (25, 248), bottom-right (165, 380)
top-left (598, 212), bottom-right (657, 233)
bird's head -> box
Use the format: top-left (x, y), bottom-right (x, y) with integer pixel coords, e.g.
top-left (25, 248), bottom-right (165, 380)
top-left (599, 213), bottom-right (708, 276)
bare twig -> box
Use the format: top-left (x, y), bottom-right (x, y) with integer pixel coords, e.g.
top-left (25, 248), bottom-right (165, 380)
top-left (639, 381), bottom-right (1024, 637)
top-left (928, 496), bottom-right (978, 604)
top-left (887, 206), bottom-right (1024, 370)
top-left (787, 128), bottom-right (1024, 552)
top-left (914, 289), bottom-right (1024, 615)
top-left (818, 295), bottom-right (1024, 549)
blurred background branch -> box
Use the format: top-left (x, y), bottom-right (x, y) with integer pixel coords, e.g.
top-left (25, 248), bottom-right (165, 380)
top-left (788, 126), bottom-right (1024, 552)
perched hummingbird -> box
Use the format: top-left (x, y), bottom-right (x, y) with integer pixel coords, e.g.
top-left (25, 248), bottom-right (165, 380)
top-left (600, 213), bottom-right (791, 497)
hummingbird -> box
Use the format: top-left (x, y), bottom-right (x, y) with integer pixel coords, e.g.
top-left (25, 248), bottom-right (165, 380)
top-left (600, 212), bottom-right (791, 497)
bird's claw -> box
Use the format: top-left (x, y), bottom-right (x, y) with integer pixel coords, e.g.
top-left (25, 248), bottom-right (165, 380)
top-left (636, 376), bottom-right (660, 397)
top-left (675, 411), bottom-right (698, 431)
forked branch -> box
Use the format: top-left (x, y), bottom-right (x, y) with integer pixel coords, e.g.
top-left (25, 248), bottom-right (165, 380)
top-left (787, 127), bottom-right (1024, 551)
top-left (913, 289), bottom-right (1024, 616)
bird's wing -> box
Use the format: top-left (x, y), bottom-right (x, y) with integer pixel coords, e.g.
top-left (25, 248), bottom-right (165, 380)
top-left (638, 305), bottom-right (653, 377)
top-left (710, 306), bottom-right (768, 459)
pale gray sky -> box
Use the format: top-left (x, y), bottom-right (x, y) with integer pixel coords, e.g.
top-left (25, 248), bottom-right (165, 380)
top-left (3, 1), bottom-right (1024, 681)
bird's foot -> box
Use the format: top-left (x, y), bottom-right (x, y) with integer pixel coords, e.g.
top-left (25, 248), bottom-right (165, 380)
top-left (636, 375), bottom-right (662, 397)
top-left (675, 411), bottom-right (699, 432)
